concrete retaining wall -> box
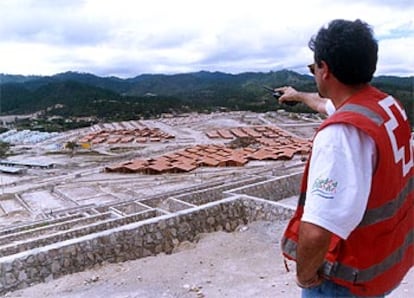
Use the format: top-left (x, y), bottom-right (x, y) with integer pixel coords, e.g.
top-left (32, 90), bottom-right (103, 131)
top-left (226, 172), bottom-right (302, 201)
top-left (175, 176), bottom-right (267, 206)
top-left (0, 214), bottom-right (84, 237)
top-left (0, 173), bottom-right (299, 295)
top-left (0, 210), bottom-right (160, 258)
top-left (0, 213), bottom-right (114, 246)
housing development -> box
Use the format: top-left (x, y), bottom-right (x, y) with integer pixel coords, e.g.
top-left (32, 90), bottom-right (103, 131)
top-left (0, 111), bottom-right (412, 296)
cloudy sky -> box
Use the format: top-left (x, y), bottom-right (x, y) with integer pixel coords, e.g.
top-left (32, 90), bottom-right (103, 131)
top-left (1, 0), bottom-right (414, 78)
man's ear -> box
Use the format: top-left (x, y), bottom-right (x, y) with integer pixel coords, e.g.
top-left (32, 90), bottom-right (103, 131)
top-left (320, 61), bottom-right (330, 80)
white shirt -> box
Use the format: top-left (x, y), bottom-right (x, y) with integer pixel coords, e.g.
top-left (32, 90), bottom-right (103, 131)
top-left (325, 99), bottom-right (336, 116)
top-left (301, 100), bottom-right (377, 239)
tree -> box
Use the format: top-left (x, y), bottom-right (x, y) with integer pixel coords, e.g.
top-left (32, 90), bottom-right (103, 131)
top-left (65, 141), bottom-right (79, 157)
top-left (0, 141), bottom-right (10, 158)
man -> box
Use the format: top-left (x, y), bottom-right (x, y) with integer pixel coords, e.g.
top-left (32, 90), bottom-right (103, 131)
top-left (280, 19), bottom-right (413, 297)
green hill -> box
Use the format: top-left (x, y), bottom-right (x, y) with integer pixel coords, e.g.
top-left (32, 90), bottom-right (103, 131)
top-left (1, 70), bottom-right (412, 129)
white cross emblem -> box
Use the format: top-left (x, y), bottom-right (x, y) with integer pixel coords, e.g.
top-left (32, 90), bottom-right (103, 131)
top-left (379, 96), bottom-right (413, 177)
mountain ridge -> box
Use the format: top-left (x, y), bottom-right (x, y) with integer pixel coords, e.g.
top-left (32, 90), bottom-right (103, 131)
top-left (0, 70), bottom-right (412, 128)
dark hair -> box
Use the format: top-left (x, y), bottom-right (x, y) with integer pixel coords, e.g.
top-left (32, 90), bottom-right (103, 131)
top-left (308, 19), bottom-right (378, 84)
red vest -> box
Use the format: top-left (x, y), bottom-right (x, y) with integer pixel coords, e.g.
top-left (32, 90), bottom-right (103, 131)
top-left (281, 85), bottom-right (414, 296)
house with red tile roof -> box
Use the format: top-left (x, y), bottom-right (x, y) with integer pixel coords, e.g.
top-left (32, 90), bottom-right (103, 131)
top-left (241, 127), bottom-right (262, 138)
top-left (122, 160), bottom-right (148, 173)
top-left (217, 129), bottom-right (234, 139)
top-left (221, 155), bottom-right (248, 167)
top-left (197, 157), bottom-right (220, 167)
top-left (145, 162), bottom-right (172, 175)
top-left (205, 131), bottom-right (221, 138)
top-left (230, 128), bottom-right (249, 138)
top-left (104, 124), bottom-right (312, 175)
top-left (170, 162), bottom-right (197, 173)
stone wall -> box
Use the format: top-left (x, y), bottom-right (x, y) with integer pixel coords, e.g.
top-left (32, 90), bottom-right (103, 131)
top-left (241, 196), bottom-right (294, 222)
top-left (0, 213), bottom-right (84, 237)
top-left (175, 176), bottom-right (267, 206)
top-left (0, 174), bottom-right (299, 295)
top-left (0, 213), bottom-right (114, 246)
top-left (225, 172), bottom-right (302, 202)
top-left (110, 201), bottom-right (149, 215)
top-left (0, 210), bottom-right (159, 258)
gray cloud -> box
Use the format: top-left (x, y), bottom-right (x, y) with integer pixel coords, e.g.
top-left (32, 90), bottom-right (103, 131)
top-left (0, 0), bottom-right (413, 77)
top-left (0, 14), bottom-right (109, 47)
top-left (0, 0), bottom-right (113, 46)
top-left (361, 0), bottom-right (414, 8)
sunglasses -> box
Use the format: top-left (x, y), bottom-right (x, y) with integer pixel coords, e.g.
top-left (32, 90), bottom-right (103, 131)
top-left (307, 63), bottom-right (316, 75)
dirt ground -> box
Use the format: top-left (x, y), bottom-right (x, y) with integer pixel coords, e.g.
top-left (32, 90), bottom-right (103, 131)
top-left (5, 220), bottom-right (413, 298)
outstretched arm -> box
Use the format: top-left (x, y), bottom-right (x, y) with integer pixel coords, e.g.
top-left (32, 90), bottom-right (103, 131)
top-left (275, 86), bottom-right (330, 115)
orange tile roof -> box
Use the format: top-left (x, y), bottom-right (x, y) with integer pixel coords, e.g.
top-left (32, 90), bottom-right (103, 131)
top-left (249, 148), bottom-right (279, 160)
top-left (276, 148), bottom-right (296, 160)
top-left (241, 147), bottom-right (257, 153)
top-left (198, 157), bottom-right (220, 167)
top-left (107, 137), bottom-right (121, 144)
top-left (170, 162), bottom-right (197, 172)
top-left (222, 156), bottom-right (248, 166)
top-left (241, 127), bottom-right (262, 138)
top-left (206, 131), bottom-right (221, 138)
top-left (105, 124), bottom-right (312, 175)
top-left (81, 126), bottom-right (175, 145)
top-left (122, 162), bottom-right (147, 172)
top-left (204, 147), bottom-right (218, 154)
top-left (217, 129), bottom-right (234, 139)
top-left (230, 128), bottom-right (249, 138)
top-left (174, 156), bottom-right (195, 164)
top-left (146, 162), bottom-right (172, 173)
top-left (180, 151), bottom-right (203, 160)
top-left (120, 136), bottom-right (134, 143)
top-left (92, 137), bottom-right (107, 144)
top-left (254, 126), bottom-right (268, 132)
top-left (149, 137), bottom-right (162, 142)
top-left (136, 137), bottom-right (147, 143)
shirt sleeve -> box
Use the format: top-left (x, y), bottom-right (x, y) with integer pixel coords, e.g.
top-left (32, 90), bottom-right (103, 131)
top-left (325, 100), bottom-right (336, 116)
top-left (301, 123), bottom-right (377, 239)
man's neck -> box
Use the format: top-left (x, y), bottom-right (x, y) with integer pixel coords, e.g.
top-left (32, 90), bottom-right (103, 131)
top-left (328, 83), bottom-right (369, 108)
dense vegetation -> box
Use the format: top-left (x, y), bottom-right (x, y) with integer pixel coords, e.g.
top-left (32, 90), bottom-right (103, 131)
top-left (0, 70), bottom-right (412, 132)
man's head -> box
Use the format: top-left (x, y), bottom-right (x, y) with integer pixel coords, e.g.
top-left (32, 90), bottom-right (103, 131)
top-left (309, 19), bottom-right (378, 85)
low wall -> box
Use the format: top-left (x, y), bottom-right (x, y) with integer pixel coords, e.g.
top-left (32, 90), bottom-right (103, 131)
top-left (0, 213), bottom-right (84, 237)
top-left (0, 210), bottom-right (159, 257)
top-left (175, 176), bottom-right (267, 206)
top-left (0, 174), bottom-right (299, 295)
top-left (241, 196), bottom-right (294, 222)
top-left (226, 172), bottom-right (302, 201)
top-left (0, 213), bottom-right (114, 246)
